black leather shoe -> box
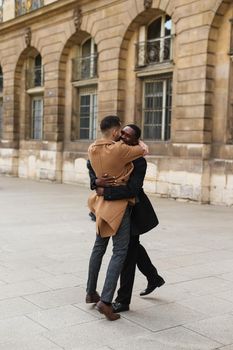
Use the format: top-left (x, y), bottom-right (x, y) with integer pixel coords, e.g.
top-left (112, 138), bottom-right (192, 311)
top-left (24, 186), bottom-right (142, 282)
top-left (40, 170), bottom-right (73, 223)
top-left (112, 302), bottom-right (129, 313)
top-left (140, 277), bottom-right (165, 296)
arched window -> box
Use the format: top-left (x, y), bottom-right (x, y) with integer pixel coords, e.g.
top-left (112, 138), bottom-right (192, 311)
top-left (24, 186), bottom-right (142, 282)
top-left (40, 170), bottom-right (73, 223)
top-left (72, 37), bottom-right (98, 81)
top-left (70, 37), bottom-right (98, 140)
top-left (34, 54), bottom-right (43, 87)
top-left (25, 53), bottom-right (44, 140)
top-left (147, 15), bottom-right (172, 63)
top-left (137, 15), bottom-right (173, 67)
top-left (26, 54), bottom-right (43, 89)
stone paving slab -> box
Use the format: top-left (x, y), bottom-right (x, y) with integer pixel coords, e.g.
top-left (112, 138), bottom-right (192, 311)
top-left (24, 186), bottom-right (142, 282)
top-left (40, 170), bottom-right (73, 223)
top-left (0, 176), bottom-right (233, 349)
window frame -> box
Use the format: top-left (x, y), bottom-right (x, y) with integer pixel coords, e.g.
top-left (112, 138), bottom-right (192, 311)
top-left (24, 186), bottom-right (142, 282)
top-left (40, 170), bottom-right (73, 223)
top-left (26, 54), bottom-right (44, 90)
top-left (30, 95), bottom-right (44, 140)
top-left (72, 37), bottom-right (98, 82)
top-left (137, 14), bottom-right (173, 67)
top-left (142, 76), bottom-right (172, 141)
top-left (78, 88), bottom-right (98, 140)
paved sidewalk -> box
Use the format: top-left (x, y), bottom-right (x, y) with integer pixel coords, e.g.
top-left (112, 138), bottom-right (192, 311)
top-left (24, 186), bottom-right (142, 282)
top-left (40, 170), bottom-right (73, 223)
top-left (0, 176), bottom-right (233, 350)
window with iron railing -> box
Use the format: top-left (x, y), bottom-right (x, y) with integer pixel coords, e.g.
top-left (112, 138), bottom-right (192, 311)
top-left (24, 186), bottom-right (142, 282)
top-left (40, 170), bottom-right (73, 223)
top-left (143, 76), bottom-right (172, 141)
top-left (15, 0), bottom-right (44, 16)
top-left (26, 54), bottom-right (44, 89)
top-left (136, 15), bottom-right (173, 67)
top-left (72, 38), bottom-right (98, 81)
top-left (72, 54), bottom-right (98, 81)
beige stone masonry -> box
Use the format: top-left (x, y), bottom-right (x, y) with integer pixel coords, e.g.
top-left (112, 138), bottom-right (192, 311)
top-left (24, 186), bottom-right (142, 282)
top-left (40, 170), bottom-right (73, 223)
top-left (0, 0), bottom-right (233, 205)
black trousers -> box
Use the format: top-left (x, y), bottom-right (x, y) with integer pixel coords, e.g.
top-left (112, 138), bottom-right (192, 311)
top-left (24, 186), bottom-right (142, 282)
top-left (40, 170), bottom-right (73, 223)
top-left (115, 234), bottom-right (160, 305)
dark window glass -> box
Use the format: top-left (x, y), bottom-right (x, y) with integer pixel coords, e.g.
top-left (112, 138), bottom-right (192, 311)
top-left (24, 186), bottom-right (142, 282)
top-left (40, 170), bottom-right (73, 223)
top-left (34, 54), bottom-right (43, 87)
top-left (148, 17), bottom-right (161, 40)
top-left (78, 93), bottom-right (97, 140)
top-left (31, 98), bottom-right (43, 139)
top-left (143, 77), bottom-right (172, 141)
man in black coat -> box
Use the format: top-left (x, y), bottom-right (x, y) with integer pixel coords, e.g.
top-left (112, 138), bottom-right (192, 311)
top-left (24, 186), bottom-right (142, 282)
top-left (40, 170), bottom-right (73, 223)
top-left (87, 124), bottom-right (165, 312)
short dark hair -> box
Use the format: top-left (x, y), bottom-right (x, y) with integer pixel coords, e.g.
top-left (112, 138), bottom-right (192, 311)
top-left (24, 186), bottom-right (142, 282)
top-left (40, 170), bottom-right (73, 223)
top-left (125, 124), bottom-right (141, 140)
top-left (100, 115), bottom-right (121, 132)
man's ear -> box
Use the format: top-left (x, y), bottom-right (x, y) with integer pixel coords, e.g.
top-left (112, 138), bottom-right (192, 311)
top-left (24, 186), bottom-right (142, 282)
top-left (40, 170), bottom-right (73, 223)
top-left (112, 128), bottom-right (119, 138)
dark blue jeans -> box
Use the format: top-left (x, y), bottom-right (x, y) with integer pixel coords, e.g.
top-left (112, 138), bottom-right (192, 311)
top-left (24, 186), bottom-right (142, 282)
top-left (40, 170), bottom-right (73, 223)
top-left (86, 207), bottom-right (130, 303)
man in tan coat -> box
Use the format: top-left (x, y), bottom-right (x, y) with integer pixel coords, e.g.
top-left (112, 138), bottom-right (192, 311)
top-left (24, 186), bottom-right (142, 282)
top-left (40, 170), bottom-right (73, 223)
top-left (86, 115), bottom-right (146, 321)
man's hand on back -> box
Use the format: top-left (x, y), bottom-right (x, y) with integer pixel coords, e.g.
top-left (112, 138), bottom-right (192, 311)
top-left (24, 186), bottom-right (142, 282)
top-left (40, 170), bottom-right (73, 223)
top-left (95, 174), bottom-right (116, 187)
top-left (96, 187), bottom-right (104, 196)
top-left (139, 140), bottom-right (149, 156)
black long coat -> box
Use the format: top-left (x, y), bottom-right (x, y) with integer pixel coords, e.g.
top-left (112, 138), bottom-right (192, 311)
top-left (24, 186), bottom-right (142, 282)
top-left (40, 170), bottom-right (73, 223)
top-left (87, 157), bottom-right (159, 236)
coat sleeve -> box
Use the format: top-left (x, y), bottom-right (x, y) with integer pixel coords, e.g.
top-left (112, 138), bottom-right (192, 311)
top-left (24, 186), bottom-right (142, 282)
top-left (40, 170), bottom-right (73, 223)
top-left (119, 142), bottom-right (144, 162)
top-left (86, 160), bottom-right (97, 190)
top-left (103, 158), bottom-right (147, 200)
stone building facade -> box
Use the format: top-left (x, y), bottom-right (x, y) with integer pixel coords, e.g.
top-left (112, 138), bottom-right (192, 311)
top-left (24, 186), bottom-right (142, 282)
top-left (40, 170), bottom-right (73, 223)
top-left (0, 0), bottom-right (233, 206)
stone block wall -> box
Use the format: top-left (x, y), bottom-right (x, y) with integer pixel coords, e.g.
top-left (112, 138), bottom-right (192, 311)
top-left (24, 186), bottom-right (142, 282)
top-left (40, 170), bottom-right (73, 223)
top-left (0, 0), bottom-right (233, 206)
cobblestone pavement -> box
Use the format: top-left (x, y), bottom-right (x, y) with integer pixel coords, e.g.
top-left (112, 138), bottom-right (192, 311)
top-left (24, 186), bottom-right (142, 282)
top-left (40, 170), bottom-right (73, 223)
top-left (0, 176), bottom-right (233, 350)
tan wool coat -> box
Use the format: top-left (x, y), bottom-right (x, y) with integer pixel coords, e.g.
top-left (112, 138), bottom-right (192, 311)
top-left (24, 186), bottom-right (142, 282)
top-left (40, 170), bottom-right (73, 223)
top-left (88, 139), bottom-right (144, 237)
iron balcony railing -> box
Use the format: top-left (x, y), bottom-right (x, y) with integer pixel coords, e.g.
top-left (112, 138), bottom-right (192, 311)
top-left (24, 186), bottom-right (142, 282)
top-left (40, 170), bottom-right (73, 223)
top-left (136, 36), bottom-right (173, 67)
top-left (26, 66), bottom-right (44, 89)
top-left (72, 54), bottom-right (98, 81)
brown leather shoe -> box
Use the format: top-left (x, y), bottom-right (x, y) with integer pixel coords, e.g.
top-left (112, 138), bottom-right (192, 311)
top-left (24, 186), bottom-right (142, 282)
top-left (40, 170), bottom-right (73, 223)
top-left (96, 301), bottom-right (120, 321)
top-left (86, 291), bottom-right (100, 304)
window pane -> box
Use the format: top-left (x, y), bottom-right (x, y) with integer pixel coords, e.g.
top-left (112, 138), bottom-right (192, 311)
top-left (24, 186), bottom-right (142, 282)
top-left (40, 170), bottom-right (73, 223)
top-left (79, 93), bottom-right (97, 140)
top-left (91, 94), bottom-right (98, 140)
top-left (35, 54), bottom-right (41, 67)
top-left (32, 98), bottom-right (43, 139)
top-left (79, 95), bottom-right (90, 140)
top-left (148, 17), bottom-right (162, 40)
top-left (80, 129), bottom-right (89, 139)
top-left (165, 78), bottom-right (172, 140)
top-left (80, 117), bottom-right (89, 128)
top-left (143, 79), bottom-right (172, 141)
top-left (34, 54), bottom-right (43, 87)
top-left (164, 38), bottom-right (171, 61)
top-left (165, 16), bottom-right (172, 36)
top-left (145, 15), bottom-right (172, 65)
top-left (82, 38), bottom-right (91, 57)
